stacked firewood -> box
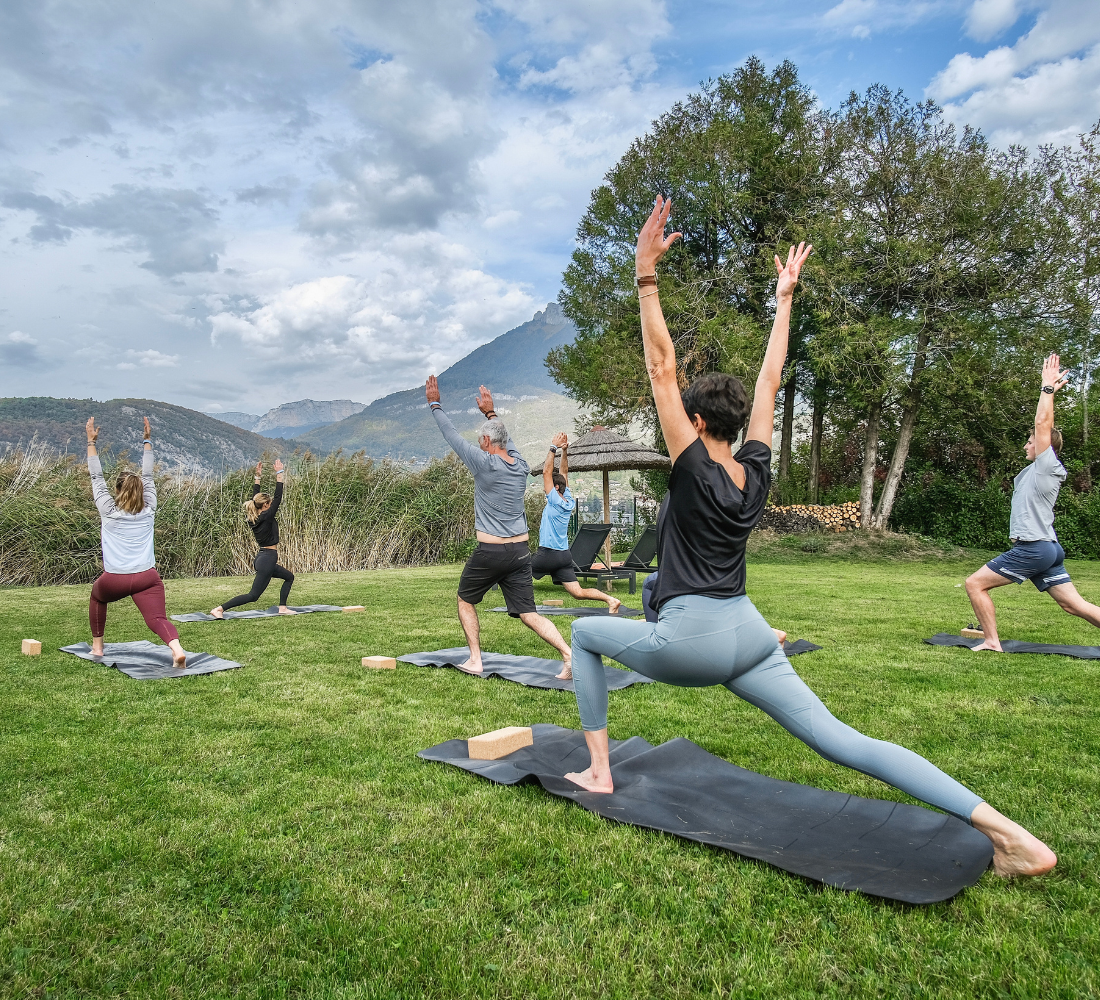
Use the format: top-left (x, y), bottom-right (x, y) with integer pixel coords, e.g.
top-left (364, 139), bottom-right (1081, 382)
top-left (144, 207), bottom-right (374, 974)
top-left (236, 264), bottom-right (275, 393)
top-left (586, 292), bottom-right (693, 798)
top-left (756, 500), bottom-right (862, 534)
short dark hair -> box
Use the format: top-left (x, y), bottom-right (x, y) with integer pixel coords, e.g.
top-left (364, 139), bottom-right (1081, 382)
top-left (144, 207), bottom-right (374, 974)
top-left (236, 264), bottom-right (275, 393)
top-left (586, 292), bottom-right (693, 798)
top-left (1051, 427), bottom-right (1063, 454)
top-left (681, 373), bottom-right (750, 444)
top-left (552, 472), bottom-right (567, 493)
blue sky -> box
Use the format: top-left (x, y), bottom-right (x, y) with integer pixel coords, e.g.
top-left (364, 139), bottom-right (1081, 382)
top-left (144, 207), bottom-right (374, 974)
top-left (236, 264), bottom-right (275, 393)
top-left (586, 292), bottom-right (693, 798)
top-left (0, 0), bottom-right (1096, 415)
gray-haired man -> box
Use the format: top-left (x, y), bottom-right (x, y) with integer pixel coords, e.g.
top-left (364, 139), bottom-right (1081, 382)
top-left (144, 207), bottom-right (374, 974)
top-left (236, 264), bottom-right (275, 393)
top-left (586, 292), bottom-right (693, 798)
top-left (426, 376), bottom-right (572, 676)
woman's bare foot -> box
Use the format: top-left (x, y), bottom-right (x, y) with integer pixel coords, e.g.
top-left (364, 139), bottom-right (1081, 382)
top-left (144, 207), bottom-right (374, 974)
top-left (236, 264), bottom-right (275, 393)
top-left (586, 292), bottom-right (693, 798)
top-left (210, 607), bottom-right (224, 620)
top-left (608, 597), bottom-right (622, 615)
top-left (970, 802), bottom-right (1057, 876)
top-left (564, 766), bottom-right (613, 793)
top-left (970, 640), bottom-right (1004, 652)
top-left (91, 637), bottom-right (104, 656)
top-left (169, 639), bottom-right (187, 669)
top-left (456, 659), bottom-right (484, 674)
top-left (278, 606), bottom-right (297, 615)
top-left (773, 628), bottom-right (787, 644)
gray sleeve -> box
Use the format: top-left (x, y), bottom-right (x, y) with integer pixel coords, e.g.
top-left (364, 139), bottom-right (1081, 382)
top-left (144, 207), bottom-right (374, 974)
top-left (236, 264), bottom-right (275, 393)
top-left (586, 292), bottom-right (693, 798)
top-left (142, 445), bottom-right (157, 512)
top-left (431, 406), bottom-right (488, 472)
top-left (1035, 446), bottom-right (1066, 480)
top-left (87, 453), bottom-right (115, 517)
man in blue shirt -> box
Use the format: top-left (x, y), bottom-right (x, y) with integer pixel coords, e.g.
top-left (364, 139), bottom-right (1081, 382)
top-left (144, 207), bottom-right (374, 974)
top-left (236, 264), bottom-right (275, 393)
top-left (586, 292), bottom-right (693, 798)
top-left (531, 432), bottom-right (621, 616)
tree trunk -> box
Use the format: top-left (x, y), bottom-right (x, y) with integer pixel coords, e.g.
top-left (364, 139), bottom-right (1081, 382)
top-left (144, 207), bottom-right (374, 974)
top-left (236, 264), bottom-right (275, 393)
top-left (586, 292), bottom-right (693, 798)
top-left (808, 389), bottom-right (824, 504)
top-left (873, 404), bottom-right (919, 527)
top-left (873, 328), bottom-right (930, 528)
top-left (778, 365), bottom-right (797, 481)
top-left (859, 399), bottom-right (882, 528)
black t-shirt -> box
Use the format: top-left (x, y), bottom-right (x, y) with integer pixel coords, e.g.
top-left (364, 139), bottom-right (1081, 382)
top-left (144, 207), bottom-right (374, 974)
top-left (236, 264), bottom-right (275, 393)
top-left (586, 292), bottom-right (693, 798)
top-left (250, 481), bottom-right (282, 547)
top-left (651, 438), bottom-right (772, 610)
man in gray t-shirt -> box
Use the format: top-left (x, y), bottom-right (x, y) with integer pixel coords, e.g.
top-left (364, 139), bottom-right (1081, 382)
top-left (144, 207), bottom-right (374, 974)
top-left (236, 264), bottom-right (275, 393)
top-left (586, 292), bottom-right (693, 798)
top-left (426, 377), bottom-right (572, 676)
top-left (965, 353), bottom-right (1100, 651)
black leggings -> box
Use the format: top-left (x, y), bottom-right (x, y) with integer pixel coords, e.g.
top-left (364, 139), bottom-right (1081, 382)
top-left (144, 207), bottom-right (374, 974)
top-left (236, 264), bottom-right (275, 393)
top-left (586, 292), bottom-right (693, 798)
top-left (222, 548), bottom-right (294, 610)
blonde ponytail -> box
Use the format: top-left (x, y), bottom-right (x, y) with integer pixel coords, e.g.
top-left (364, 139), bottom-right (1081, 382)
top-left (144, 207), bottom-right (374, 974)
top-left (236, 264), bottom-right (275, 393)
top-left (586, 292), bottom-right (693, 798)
top-left (244, 492), bottom-right (271, 524)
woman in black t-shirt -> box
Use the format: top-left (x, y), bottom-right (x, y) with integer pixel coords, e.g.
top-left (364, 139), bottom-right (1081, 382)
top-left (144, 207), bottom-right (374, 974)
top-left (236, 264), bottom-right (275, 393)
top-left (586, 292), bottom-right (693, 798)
top-left (211, 459), bottom-right (296, 618)
top-left (564, 196), bottom-right (1056, 878)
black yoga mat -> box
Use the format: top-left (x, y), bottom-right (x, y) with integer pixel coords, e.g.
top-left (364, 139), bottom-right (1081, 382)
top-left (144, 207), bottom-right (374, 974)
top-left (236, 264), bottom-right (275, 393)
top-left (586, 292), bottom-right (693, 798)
top-left (419, 723), bottom-right (992, 905)
top-left (783, 639), bottom-right (823, 656)
top-left (60, 640), bottom-right (241, 680)
top-left (925, 633), bottom-right (1100, 660)
top-left (489, 605), bottom-right (644, 617)
top-left (397, 647), bottom-right (653, 692)
top-left (171, 604), bottom-right (344, 623)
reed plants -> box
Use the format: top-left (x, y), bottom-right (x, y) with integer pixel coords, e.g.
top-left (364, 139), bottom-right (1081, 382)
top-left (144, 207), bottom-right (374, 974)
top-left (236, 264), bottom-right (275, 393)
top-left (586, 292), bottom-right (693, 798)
top-left (0, 443), bottom-right (504, 586)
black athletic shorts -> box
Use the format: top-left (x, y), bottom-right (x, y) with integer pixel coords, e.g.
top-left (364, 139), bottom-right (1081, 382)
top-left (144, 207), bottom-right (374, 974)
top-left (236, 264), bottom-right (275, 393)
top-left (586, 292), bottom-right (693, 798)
top-left (458, 541), bottom-right (537, 616)
top-left (530, 545), bottom-right (577, 585)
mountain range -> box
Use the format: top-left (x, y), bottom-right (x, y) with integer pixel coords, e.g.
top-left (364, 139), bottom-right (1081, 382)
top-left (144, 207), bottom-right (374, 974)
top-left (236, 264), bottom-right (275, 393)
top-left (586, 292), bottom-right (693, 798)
top-left (212, 399), bottom-right (367, 439)
top-left (0, 304), bottom-right (581, 471)
top-left (299, 303), bottom-right (580, 460)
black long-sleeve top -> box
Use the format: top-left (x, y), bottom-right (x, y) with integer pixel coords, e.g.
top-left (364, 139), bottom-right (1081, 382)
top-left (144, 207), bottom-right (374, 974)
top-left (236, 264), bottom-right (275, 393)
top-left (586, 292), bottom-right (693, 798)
top-left (250, 480), bottom-right (283, 546)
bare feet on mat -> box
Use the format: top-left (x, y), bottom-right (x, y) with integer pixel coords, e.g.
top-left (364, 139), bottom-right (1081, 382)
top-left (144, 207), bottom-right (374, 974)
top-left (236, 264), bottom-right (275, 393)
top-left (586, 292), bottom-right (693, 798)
top-left (456, 658), bottom-right (484, 674)
top-left (210, 607), bottom-right (224, 619)
top-left (277, 606), bottom-right (297, 615)
top-left (970, 640), bottom-right (1004, 652)
top-left (169, 640), bottom-right (187, 669)
top-left (91, 637), bottom-right (104, 657)
top-left (773, 628), bottom-right (787, 644)
top-left (564, 766), bottom-right (613, 793)
top-left (970, 803), bottom-right (1057, 876)
top-left (555, 652), bottom-right (572, 680)
top-left (608, 597), bottom-right (622, 615)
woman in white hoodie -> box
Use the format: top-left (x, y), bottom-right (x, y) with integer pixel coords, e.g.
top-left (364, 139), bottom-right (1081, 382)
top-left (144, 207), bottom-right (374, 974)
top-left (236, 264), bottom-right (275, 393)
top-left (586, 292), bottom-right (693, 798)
top-left (86, 415), bottom-right (186, 668)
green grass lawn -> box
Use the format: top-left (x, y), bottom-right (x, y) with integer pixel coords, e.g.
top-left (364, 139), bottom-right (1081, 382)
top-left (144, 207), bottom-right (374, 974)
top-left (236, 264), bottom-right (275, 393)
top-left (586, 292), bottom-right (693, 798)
top-left (1, 548), bottom-right (1098, 998)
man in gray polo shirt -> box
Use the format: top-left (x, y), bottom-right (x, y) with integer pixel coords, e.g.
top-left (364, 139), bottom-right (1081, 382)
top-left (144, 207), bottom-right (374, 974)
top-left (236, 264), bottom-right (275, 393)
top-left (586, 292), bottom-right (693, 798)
top-left (426, 376), bottom-right (572, 675)
top-left (966, 352), bottom-right (1100, 650)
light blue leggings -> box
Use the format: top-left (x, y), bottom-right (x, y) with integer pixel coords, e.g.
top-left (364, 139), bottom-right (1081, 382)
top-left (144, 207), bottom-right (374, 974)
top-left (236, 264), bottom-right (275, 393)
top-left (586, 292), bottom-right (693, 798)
top-left (571, 594), bottom-right (983, 822)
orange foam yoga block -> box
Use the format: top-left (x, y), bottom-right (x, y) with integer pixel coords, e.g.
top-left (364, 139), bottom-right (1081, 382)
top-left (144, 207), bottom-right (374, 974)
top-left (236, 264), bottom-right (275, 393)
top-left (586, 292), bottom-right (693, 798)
top-left (468, 726), bottom-right (534, 760)
top-left (362, 655), bottom-right (396, 669)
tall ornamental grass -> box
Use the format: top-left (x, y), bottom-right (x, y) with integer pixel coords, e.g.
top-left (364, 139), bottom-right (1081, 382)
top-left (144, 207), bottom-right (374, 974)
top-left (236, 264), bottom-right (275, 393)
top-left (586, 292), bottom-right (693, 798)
top-left (0, 444), bottom-right (487, 586)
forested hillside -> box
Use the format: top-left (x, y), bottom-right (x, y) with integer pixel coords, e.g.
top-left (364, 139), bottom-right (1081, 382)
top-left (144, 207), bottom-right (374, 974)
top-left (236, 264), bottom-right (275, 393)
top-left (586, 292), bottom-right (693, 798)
top-left (0, 397), bottom-right (302, 474)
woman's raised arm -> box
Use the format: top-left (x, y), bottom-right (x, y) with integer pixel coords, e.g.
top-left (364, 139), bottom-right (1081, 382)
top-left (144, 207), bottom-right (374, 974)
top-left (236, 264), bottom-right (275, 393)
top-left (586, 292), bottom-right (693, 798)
top-left (636, 197), bottom-right (695, 463)
top-left (744, 242), bottom-right (812, 447)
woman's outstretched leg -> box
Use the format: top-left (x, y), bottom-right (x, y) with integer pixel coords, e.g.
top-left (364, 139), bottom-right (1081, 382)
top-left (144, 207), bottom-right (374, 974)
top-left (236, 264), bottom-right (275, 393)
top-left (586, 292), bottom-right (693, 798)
top-left (272, 563), bottom-right (295, 614)
top-left (130, 570), bottom-right (185, 667)
top-left (214, 552), bottom-right (275, 616)
top-left (89, 575), bottom-right (110, 656)
top-left (726, 649), bottom-right (1056, 875)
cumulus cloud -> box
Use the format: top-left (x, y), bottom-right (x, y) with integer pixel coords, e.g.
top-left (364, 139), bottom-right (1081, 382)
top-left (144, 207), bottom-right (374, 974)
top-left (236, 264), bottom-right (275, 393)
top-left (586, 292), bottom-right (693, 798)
top-left (2, 184), bottom-right (223, 276)
top-left (116, 349), bottom-right (180, 370)
top-left (965, 0), bottom-right (1023, 40)
top-left (208, 233), bottom-right (536, 389)
top-left (928, 0), bottom-right (1100, 146)
top-left (0, 331), bottom-right (46, 369)
top-left (820, 0), bottom-right (949, 39)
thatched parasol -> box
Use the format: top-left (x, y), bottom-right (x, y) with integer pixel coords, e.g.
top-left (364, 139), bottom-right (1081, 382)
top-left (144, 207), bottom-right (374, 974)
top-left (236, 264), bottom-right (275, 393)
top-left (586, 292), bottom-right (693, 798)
top-left (545, 426), bottom-right (670, 569)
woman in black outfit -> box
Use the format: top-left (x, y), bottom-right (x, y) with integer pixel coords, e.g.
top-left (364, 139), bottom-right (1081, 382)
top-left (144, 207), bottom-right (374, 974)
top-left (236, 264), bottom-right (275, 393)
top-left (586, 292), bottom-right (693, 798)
top-left (211, 459), bottom-right (296, 618)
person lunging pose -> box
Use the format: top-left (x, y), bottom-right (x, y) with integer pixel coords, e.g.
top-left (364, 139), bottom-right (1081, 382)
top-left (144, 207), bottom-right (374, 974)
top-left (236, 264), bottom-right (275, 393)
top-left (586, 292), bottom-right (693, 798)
top-left (563, 195), bottom-right (1056, 878)
top-left (426, 377), bottom-right (572, 676)
top-left (530, 432), bottom-right (622, 615)
top-left (86, 415), bottom-right (187, 668)
top-left (211, 460), bottom-right (296, 618)
top-left (965, 354), bottom-right (1100, 651)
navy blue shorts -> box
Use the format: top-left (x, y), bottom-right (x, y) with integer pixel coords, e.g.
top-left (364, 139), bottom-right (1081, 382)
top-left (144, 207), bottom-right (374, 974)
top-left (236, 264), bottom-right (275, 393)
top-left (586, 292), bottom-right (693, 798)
top-left (987, 540), bottom-right (1071, 592)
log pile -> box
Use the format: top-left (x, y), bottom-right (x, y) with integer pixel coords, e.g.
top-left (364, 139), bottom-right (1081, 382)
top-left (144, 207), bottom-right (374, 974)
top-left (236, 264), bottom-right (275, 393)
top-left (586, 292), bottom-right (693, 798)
top-left (757, 500), bottom-right (861, 534)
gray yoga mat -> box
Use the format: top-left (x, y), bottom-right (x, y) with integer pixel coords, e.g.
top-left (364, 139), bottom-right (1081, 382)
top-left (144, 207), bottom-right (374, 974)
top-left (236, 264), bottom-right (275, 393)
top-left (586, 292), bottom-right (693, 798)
top-left (489, 605), bottom-right (644, 617)
top-left (60, 640), bottom-right (242, 680)
top-left (397, 647), bottom-right (653, 692)
top-left (419, 723), bottom-right (993, 905)
top-left (171, 604), bottom-right (344, 623)
top-left (925, 633), bottom-right (1100, 659)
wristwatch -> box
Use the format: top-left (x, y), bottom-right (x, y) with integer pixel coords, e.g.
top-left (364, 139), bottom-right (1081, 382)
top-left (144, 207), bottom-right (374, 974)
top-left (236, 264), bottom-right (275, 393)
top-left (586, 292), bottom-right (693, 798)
top-left (1042, 385), bottom-right (1055, 394)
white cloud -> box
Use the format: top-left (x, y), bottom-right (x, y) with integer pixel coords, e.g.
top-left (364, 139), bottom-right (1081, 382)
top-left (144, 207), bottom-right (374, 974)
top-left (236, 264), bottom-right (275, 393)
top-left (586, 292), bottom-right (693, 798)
top-left (119, 349), bottom-right (180, 368)
top-left (8, 331), bottom-right (36, 344)
top-left (965, 0), bottom-right (1022, 41)
top-left (928, 0), bottom-right (1100, 146)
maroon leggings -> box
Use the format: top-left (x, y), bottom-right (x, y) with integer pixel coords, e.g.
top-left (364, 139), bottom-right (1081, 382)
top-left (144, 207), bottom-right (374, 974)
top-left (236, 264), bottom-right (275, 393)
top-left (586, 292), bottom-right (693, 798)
top-left (90, 569), bottom-right (179, 644)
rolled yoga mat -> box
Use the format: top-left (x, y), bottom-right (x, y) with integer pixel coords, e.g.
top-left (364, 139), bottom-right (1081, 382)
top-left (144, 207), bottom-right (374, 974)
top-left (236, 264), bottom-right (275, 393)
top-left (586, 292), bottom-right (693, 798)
top-left (397, 647), bottom-right (653, 692)
top-left (419, 723), bottom-right (993, 905)
top-left (489, 605), bottom-right (644, 617)
top-left (171, 604), bottom-right (344, 623)
top-left (60, 640), bottom-right (242, 680)
top-left (925, 633), bottom-right (1100, 659)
